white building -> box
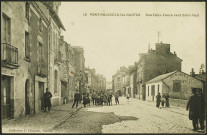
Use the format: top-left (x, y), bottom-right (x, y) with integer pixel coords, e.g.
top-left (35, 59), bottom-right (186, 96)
top-left (145, 70), bottom-right (203, 104)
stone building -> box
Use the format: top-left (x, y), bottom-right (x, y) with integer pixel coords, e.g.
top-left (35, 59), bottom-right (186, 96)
top-left (106, 81), bottom-right (112, 91)
top-left (72, 46), bottom-right (86, 95)
top-left (67, 44), bottom-right (76, 101)
top-left (27, 2), bottom-right (50, 113)
top-left (112, 66), bottom-right (128, 96)
top-left (122, 65), bottom-right (137, 98)
top-left (2, 2), bottom-right (29, 119)
top-left (136, 42), bottom-right (182, 100)
top-left (145, 70), bottom-right (203, 107)
top-left (43, 2), bottom-right (66, 106)
top-left (1, 1), bottom-right (50, 118)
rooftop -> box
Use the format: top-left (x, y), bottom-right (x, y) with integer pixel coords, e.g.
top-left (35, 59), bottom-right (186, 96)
top-left (146, 70), bottom-right (178, 84)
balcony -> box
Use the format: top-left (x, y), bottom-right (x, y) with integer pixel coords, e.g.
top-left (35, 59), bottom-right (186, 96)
top-left (1, 43), bottom-right (19, 69)
top-left (38, 61), bottom-right (47, 77)
top-left (54, 49), bottom-right (63, 65)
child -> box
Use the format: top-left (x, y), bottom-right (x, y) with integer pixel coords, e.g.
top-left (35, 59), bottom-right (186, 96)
top-left (161, 98), bottom-right (165, 108)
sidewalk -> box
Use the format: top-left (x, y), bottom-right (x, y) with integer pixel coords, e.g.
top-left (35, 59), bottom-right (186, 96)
top-left (120, 96), bottom-right (188, 116)
top-left (2, 101), bottom-right (82, 133)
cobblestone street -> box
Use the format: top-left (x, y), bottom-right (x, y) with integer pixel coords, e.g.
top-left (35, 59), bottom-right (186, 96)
top-left (2, 97), bottom-right (206, 134)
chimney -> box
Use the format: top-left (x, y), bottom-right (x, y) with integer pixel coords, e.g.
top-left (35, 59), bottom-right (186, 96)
top-left (190, 68), bottom-right (195, 77)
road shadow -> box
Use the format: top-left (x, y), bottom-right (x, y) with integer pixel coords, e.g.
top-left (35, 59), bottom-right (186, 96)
top-left (53, 108), bottom-right (138, 134)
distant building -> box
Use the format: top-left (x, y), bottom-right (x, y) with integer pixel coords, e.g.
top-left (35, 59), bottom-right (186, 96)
top-left (72, 46), bottom-right (86, 95)
top-left (136, 42), bottom-right (182, 100)
top-left (106, 81), bottom-right (112, 90)
top-left (85, 67), bottom-right (106, 93)
top-left (112, 66), bottom-right (128, 96)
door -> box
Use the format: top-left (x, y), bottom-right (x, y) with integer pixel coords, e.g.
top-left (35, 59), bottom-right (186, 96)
top-left (1, 75), bottom-right (11, 119)
top-left (25, 79), bottom-right (30, 115)
top-left (38, 82), bottom-right (44, 110)
top-left (142, 85), bottom-right (146, 101)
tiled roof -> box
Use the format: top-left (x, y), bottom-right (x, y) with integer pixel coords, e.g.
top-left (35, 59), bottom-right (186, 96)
top-left (194, 74), bottom-right (206, 82)
top-left (146, 70), bottom-right (178, 84)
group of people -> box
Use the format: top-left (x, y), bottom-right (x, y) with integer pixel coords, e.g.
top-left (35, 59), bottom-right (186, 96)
top-left (91, 91), bottom-right (114, 106)
top-left (156, 92), bottom-right (170, 108)
top-left (186, 88), bottom-right (205, 131)
top-left (72, 90), bottom-right (120, 109)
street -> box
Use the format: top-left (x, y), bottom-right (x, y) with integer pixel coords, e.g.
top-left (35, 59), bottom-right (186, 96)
top-left (54, 97), bottom-right (206, 134)
top-left (3, 97), bottom-right (205, 134)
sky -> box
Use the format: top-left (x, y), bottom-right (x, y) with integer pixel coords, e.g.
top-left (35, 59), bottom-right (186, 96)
top-left (59, 2), bottom-right (205, 82)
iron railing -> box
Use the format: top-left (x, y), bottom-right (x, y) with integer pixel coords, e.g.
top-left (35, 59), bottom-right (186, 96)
top-left (1, 43), bottom-right (18, 65)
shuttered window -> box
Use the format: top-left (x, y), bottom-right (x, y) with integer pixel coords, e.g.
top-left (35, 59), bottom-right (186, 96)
top-left (173, 80), bottom-right (181, 91)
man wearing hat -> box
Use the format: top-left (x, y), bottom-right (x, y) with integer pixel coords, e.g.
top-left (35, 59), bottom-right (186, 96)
top-left (72, 90), bottom-right (80, 109)
top-left (186, 88), bottom-right (202, 131)
top-left (156, 92), bottom-right (161, 108)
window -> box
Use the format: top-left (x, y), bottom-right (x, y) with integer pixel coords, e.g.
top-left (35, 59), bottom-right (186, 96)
top-left (117, 77), bottom-right (120, 81)
top-left (39, 18), bottom-right (43, 32)
top-left (38, 43), bottom-right (43, 63)
top-left (151, 85), bottom-right (155, 96)
top-left (158, 84), bottom-right (160, 93)
top-left (25, 2), bottom-right (30, 21)
top-left (148, 86), bottom-right (149, 96)
top-left (25, 31), bottom-right (30, 60)
top-left (2, 14), bottom-right (11, 44)
top-left (173, 80), bottom-right (181, 91)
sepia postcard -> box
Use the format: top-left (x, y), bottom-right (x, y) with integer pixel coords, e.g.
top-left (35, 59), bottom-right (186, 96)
top-left (1, 1), bottom-right (206, 134)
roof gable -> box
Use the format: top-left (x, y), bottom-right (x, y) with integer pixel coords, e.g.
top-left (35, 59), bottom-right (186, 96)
top-left (146, 70), bottom-right (178, 84)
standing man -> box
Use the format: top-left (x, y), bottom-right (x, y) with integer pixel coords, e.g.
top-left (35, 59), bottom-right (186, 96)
top-left (186, 88), bottom-right (202, 131)
top-left (43, 88), bottom-right (52, 112)
top-left (72, 90), bottom-right (80, 109)
top-left (197, 88), bottom-right (205, 130)
top-left (91, 90), bottom-right (96, 105)
top-left (115, 92), bottom-right (119, 105)
top-left (156, 93), bottom-right (161, 108)
top-left (165, 93), bottom-right (170, 107)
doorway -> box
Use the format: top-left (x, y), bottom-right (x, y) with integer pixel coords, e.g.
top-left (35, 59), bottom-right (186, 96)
top-left (25, 79), bottom-right (30, 115)
top-left (1, 75), bottom-right (13, 119)
top-left (38, 82), bottom-right (44, 111)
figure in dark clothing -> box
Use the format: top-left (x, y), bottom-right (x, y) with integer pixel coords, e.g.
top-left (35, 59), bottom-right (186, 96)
top-left (165, 94), bottom-right (170, 107)
top-left (91, 91), bottom-right (96, 105)
top-left (100, 93), bottom-right (104, 106)
top-left (161, 98), bottom-right (165, 108)
top-left (186, 88), bottom-right (202, 131)
top-left (43, 88), bottom-right (52, 112)
top-left (115, 93), bottom-right (119, 105)
top-left (83, 94), bottom-right (87, 107)
top-left (107, 93), bottom-right (112, 106)
top-left (156, 93), bottom-right (161, 108)
top-left (197, 88), bottom-right (205, 130)
top-left (72, 90), bottom-right (80, 109)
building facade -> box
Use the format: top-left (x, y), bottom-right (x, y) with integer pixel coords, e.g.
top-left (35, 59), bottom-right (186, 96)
top-left (1, 1), bottom-right (50, 118)
top-left (146, 71), bottom-right (203, 107)
top-left (44, 2), bottom-right (66, 106)
top-left (112, 66), bottom-right (128, 96)
top-left (136, 42), bottom-right (182, 100)
top-left (72, 46), bottom-right (86, 95)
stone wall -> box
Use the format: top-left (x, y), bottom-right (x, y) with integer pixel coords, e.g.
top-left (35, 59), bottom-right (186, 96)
top-left (163, 71), bottom-right (203, 100)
